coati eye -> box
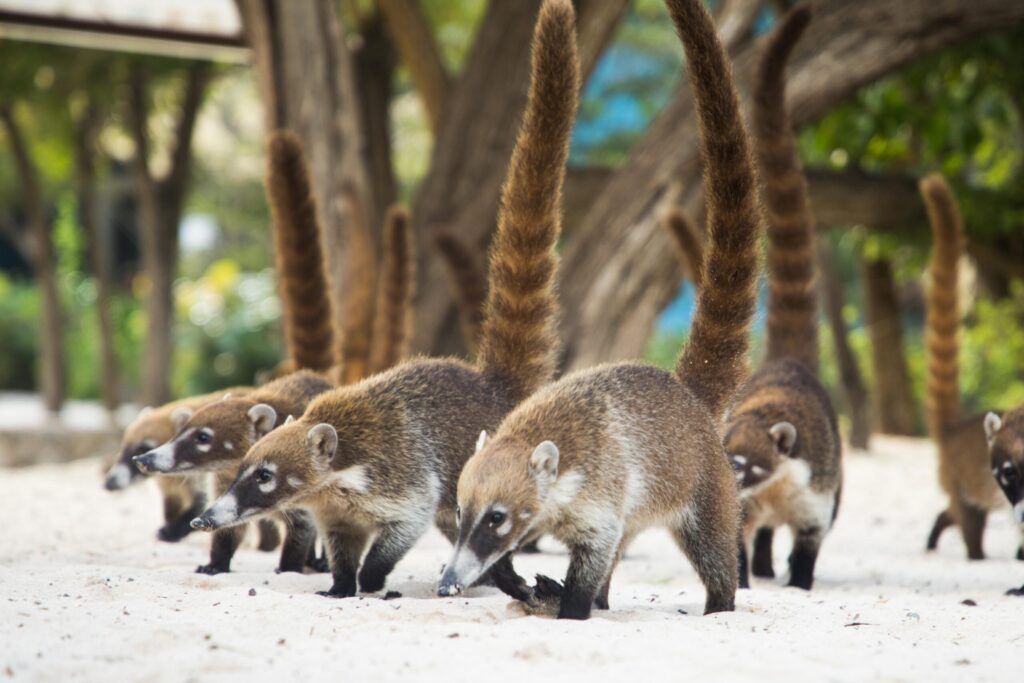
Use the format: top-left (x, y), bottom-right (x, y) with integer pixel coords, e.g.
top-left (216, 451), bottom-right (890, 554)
top-left (487, 510), bottom-right (507, 527)
top-left (1003, 463), bottom-right (1019, 483)
top-left (195, 431), bottom-right (212, 445)
top-left (255, 468), bottom-right (273, 484)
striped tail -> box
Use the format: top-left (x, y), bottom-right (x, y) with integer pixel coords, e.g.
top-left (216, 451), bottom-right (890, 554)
top-left (755, 4), bottom-right (819, 376)
top-left (476, 0), bottom-right (580, 402)
top-left (921, 174), bottom-right (963, 438)
top-left (265, 131), bottom-right (335, 372)
top-left (667, 0), bottom-right (763, 421)
top-left (369, 205), bottom-right (416, 373)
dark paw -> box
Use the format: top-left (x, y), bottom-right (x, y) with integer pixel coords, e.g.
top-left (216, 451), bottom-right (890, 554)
top-left (594, 595), bottom-right (609, 611)
top-left (703, 598), bottom-right (735, 615)
top-left (533, 574), bottom-right (564, 601)
top-left (316, 586), bottom-right (356, 599)
top-left (276, 561), bottom-right (306, 574)
top-left (1017, 547), bottom-right (1024, 562)
top-left (556, 603), bottom-right (592, 620)
top-left (738, 576), bottom-right (750, 590)
top-left (787, 576), bottom-right (813, 591)
top-left (157, 525), bottom-right (191, 543)
top-left (196, 563), bottom-right (230, 575)
top-left (1006, 585), bottom-right (1024, 597)
top-left (358, 570), bottom-right (387, 594)
top-left (307, 556), bottom-right (330, 573)
top-left (751, 565), bottom-right (775, 579)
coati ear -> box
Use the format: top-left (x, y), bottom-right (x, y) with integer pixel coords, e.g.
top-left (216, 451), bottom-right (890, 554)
top-left (475, 430), bottom-right (488, 453)
top-left (247, 403), bottom-right (278, 439)
top-left (285, 414), bottom-right (295, 425)
top-left (169, 407), bottom-right (193, 431)
top-left (222, 392), bottom-right (233, 400)
top-left (529, 441), bottom-right (559, 481)
top-left (769, 422), bottom-right (797, 457)
top-left (984, 412), bottom-right (1002, 446)
top-left (307, 423), bottom-right (338, 463)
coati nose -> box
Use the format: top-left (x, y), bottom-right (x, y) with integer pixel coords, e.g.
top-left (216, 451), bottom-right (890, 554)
top-left (132, 453), bottom-right (157, 473)
top-left (190, 516), bottom-right (214, 532)
top-left (437, 567), bottom-right (464, 597)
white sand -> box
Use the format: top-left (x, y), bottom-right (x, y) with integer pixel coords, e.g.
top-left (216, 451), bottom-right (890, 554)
top-left (2, 435), bottom-right (1022, 682)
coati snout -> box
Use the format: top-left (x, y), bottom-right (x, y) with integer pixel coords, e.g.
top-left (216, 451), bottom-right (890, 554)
top-left (725, 421), bottom-right (798, 489)
top-left (987, 411), bottom-right (1024, 523)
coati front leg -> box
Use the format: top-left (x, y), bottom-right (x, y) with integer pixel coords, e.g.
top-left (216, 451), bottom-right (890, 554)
top-left (953, 494), bottom-right (987, 560)
top-left (751, 527), bottom-right (775, 578)
top-left (197, 524), bottom-right (247, 574)
top-left (671, 484), bottom-right (739, 615)
top-left (357, 519), bottom-right (429, 593)
top-left (558, 525), bottom-right (622, 620)
top-left (593, 533), bottom-right (633, 610)
top-left (926, 508), bottom-right (954, 551)
top-left (257, 518), bottom-right (282, 552)
top-left (159, 494), bottom-right (207, 543)
top-left (318, 523), bottom-right (369, 598)
top-left (787, 526), bottom-right (823, 590)
top-left (276, 511), bottom-right (317, 573)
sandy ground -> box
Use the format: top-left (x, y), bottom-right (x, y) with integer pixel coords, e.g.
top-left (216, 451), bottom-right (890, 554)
top-left (2, 435), bottom-right (1022, 682)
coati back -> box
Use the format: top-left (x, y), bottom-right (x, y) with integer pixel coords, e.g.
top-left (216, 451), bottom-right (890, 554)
top-left (720, 4), bottom-right (842, 592)
top-left (266, 131), bottom-right (335, 372)
top-left (134, 371), bottom-right (334, 574)
top-left (920, 174), bottom-right (1011, 560)
top-left (196, 0), bottom-right (578, 602)
top-left (441, 0), bottom-right (761, 619)
top-left (435, 232), bottom-right (487, 356)
top-left (368, 206), bottom-right (416, 374)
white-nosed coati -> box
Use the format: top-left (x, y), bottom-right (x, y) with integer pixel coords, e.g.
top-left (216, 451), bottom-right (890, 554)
top-left (193, 0), bottom-right (578, 602)
top-left (985, 404), bottom-right (1024, 592)
top-left (720, 4), bottom-right (842, 592)
top-left (102, 389), bottom-right (281, 549)
top-left (134, 371), bottom-right (334, 574)
top-left (440, 0), bottom-right (762, 620)
top-left (920, 174), bottom-right (1019, 561)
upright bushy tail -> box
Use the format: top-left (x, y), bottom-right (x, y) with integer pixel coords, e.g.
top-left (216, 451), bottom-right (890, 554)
top-left (336, 184), bottom-right (378, 384)
top-left (476, 0), bottom-right (580, 402)
top-left (663, 207), bottom-right (704, 289)
top-left (755, 4), bottom-right (818, 376)
top-left (369, 205), bottom-right (416, 373)
top-left (435, 232), bottom-right (487, 355)
top-left (668, 0), bottom-right (762, 422)
top-left (921, 174), bottom-right (963, 438)
top-left (265, 131), bottom-right (335, 372)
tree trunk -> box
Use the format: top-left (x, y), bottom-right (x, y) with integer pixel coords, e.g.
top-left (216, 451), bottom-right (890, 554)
top-left (352, 10), bottom-right (397, 223)
top-left (129, 64), bottom-right (208, 406)
top-left (861, 256), bottom-right (917, 436)
top-left (73, 102), bottom-right (120, 415)
top-left (817, 239), bottom-right (870, 450)
top-left (0, 104), bottom-right (64, 414)
top-left (238, 0), bottom-right (376, 341)
top-left (555, 0), bottom-right (1024, 371)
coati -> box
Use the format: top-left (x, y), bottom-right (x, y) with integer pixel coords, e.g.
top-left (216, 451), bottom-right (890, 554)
top-left (439, 0), bottom-right (762, 620)
top-left (720, 4), bottom-right (841, 592)
top-left (192, 0), bottom-right (578, 601)
top-left (985, 404), bottom-right (1024, 593)
top-left (920, 174), bottom-right (1018, 560)
top-left (102, 389), bottom-right (284, 549)
top-left (134, 371), bottom-right (333, 574)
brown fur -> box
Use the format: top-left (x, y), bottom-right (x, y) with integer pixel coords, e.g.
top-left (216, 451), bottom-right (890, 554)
top-left (753, 4), bottom-right (818, 375)
top-left (445, 0), bottom-right (761, 619)
top-left (335, 185), bottom-right (378, 385)
top-left (669, 0), bottom-right (762, 422)
top-left (920, 174), bottom-right (1007, 559)
top-left (987, 406), bottom-right (1024, 573)
top-left (369, 205), bottom-right (416, 374)
top-left (720, 4), bottom-right (841, 592)
top-left (435, 232), bottom-right (487, 355)
top-left (663, 207), bottom-right (704, 288)
top-left (203, 0), bottom-right (580, 601)
top-left (266, 132), bottom-right (335, 372)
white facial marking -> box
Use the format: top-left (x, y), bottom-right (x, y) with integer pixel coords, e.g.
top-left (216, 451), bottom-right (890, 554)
top-left (224, 441), bottom-right (234, 452)
top-left (107, 464), bottom-right (131, 489)
top-left (732, 455), bottom-right (747, 466)
top-left (751, 465), bottom-right (767, 477)
top-left (259, 479), bottom-right (277, 494)
top-left (446, 549), bottom-right (483, 587)
top-left (326, 465), bottom-right (369, 493)
top-left (207, 494), bottom-right (239, 526)
top-left (495, 519), bottom-right (513, 537)
top-left (241, 464), bottom-right (256, 480)
top-left (148, 442), bottom-right (177, 471)
top-left (286, 475), bottom-right (303, 489)
top-left (518, 511), bottom-right (532, 520)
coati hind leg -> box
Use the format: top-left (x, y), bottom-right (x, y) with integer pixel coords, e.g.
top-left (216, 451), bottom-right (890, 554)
top-left (787, 526), bottom-right (823, 590)
top-left (558, 523), bottom-right (623, 620)
top-left (671, 484), bottom-right (739, 615)
top-left (926, 508), bottom-right (954, 551)
top-left (257, 518), bottom-right (282, 552)
top-left (197, 524), bottom-right (247, 574)
top-left (318, 522), bottom-right (370, 598)
top-left (752, 527), bottom-right (775, 578)
top-left (276, 511), bottom-right (317, 574)
top-left (357, 518), bottom-right (430, 593)
top-left (952, 494), bottom-right (987, 560)
top-left (159, 494), bottom-right (207, 543)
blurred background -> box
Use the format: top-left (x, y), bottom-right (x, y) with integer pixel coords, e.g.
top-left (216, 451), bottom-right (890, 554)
top-left (0, 0), bottom-right (1022, 463)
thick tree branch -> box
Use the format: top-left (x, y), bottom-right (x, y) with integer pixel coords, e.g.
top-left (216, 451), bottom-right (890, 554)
top-left (377, 0), bottom-right (450, 133)
top-left (164, 63), bottom-right (210, 202)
